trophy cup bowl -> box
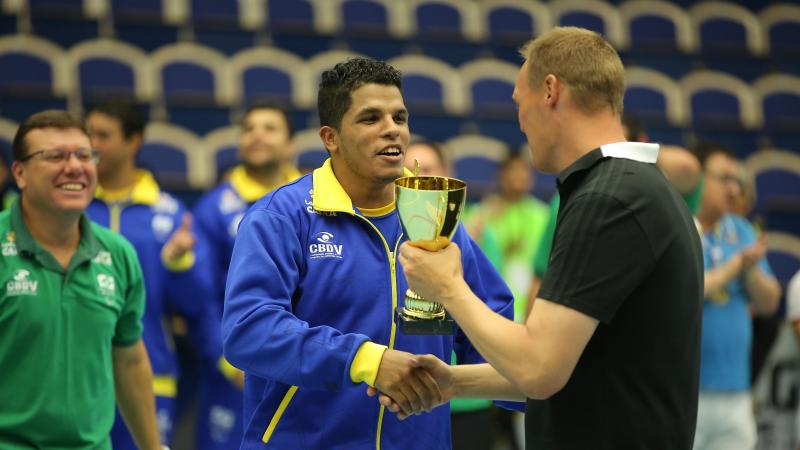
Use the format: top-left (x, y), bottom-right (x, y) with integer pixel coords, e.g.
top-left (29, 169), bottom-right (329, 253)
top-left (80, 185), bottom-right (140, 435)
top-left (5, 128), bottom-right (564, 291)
top-left (394, 176), bottom-right (467, 335)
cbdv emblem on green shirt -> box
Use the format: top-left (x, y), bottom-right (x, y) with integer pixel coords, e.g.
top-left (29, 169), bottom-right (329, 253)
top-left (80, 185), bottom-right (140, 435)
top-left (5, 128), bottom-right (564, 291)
top-left (6, 269), bottom-right (39, 297)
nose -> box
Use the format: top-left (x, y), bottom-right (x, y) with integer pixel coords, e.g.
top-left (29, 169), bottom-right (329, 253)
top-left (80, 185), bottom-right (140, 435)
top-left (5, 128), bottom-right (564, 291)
top-left (381, 115), bottom-right (401, 138)
top-left (62, 151), bottom-right (85, 173)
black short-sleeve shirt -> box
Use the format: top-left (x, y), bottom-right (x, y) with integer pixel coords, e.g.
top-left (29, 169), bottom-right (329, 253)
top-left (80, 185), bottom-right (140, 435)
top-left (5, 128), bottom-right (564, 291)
top-left (528, 143), bottom-right (703, 450)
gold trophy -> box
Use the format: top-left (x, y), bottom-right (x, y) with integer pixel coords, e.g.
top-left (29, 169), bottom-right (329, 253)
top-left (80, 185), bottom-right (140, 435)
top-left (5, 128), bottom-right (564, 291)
top-left (394, 161), bottom-right (466, 335)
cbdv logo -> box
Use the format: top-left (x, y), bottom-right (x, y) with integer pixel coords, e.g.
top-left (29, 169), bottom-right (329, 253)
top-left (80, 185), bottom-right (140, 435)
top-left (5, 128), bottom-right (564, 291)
top-left (309, 232), bottom-right (343, 259)
top-left (6, 269), bottom-right (38, 296)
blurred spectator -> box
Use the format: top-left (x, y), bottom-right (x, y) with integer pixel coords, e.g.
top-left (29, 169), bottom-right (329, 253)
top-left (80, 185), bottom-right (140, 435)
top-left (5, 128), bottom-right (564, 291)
top-left (406, 140), bottom-right (450, 177)
top-left (404, 140), bottom-right (504, 450)
top-left (1, 110), bottom-right (161, 449)
top-left (85, 100), bottom-right (219, 450)
top-left (692, 142), bottom-right (782, 450)
top-left (464, 153), bottom-right (548, 322)
top-left (192, 103), bottom-right (300, 450)
top-left (0, 148), bottom-right (17, 210)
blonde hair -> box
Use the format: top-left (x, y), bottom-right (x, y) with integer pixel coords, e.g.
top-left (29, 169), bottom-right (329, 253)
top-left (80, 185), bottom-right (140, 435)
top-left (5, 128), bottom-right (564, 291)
top-left (519, 27), bottom-right (625, 115)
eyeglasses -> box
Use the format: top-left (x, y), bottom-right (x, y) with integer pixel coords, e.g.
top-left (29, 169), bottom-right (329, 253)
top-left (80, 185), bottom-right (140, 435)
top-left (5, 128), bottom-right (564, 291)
top-left (19, 148), bottom-right (100, 165)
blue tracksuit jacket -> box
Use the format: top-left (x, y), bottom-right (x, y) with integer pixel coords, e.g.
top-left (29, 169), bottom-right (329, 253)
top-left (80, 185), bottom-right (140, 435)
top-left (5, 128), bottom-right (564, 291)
top-left (222, 160), bottom-right (514, 450)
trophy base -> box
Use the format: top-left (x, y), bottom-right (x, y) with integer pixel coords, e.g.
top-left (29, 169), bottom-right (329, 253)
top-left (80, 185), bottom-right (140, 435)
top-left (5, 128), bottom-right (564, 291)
top-left (396, 308), bottom-right (455, 335)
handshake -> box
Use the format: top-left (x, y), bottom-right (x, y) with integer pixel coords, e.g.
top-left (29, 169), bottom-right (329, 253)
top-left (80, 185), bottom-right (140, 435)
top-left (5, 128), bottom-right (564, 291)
top-left (367, 349), bottom-right (455, 420)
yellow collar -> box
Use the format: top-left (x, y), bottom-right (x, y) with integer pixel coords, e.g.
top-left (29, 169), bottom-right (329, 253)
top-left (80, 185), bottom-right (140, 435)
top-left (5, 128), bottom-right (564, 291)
top-left (360, 202), bottom-right (395, 217)
top-left (96, 170), bottom-right (160, 205)
top-left (230, 165), bottom-right (302, 203)
top-left (311, 159), bottom-right (412, 214)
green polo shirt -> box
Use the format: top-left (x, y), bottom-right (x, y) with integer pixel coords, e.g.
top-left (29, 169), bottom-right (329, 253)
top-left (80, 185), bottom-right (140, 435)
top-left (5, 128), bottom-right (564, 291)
top-left (0, 199), bottom-right (145, 449)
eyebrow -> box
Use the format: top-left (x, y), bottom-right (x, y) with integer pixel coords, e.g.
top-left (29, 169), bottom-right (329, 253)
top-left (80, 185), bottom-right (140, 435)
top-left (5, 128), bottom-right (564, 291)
top-left (356, 107), bottom-right (408, 117)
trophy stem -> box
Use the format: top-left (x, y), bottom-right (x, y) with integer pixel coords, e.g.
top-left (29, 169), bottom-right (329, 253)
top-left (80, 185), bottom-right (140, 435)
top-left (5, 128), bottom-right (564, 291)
top-left (401, 289), bottom-right (446, 320)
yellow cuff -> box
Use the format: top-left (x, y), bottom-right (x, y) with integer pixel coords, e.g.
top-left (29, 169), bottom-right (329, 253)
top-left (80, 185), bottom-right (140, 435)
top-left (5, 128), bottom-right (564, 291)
top-left (153, 375), bottom-right (177, 398)
top-left (350, 341), bottom-right (387, 386)
top-left (161, 247), bottom-right (195, 272)
top-left (218, 357), bottom-right (241, 382)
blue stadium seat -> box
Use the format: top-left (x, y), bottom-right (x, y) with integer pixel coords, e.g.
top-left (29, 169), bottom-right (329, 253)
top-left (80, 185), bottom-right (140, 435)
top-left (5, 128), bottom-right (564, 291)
top-left (479, 0), bottom-right (551, 47)
top-left (408, 0), bottom-right (483, 42)
top-left (618, 0), bottom-right (695, 53)
top-left (388, 54), bottom-right (466, 117)
top-left (446, 134), bottom-right (509, 201)
top-left (0, 35), bottom-right (67, 122)
top-left (760, 4), bottom-right (800, 58)
top-left (203, 124), bottom-right (239, 181)
top-left (230, 47), bottom-right (311, 110)
top-left (332, 0), bottom-right (408, 60)
top-left (746, 149), bottom-right (800, 231)
top-left (138, 122), bottom-right (212, 189)
top-left (267, 0), bottom-right (336, 58)
top-left (110, 0), bottom-right (184, 52)
top-left (0, 116), bottom-right (17, 164)
top-left (550, 0), bottom-right (624, 47)
top-left (293, 128), bottom-right (328, 173)
top-left (191, 0), bottom-right (260, 54)
top-left (624, 66), bottom-right (687, 127)
top-left (689, 1), bottom-right (766, 57)
top-left (460, 58), bottom-right (517, 120)
top-left (1, 0), bottom-right (23, 35)
top-left (29, 0), bottom-right (101, 47)
top-left (336, 0), bottom-right (393, 38)
top-left (680, 70), bottom-right (759, 131)
top-left (151, 42), bottom-right (233, 134)
top-left (754, 74), bottom-right (800, 133)
top-left (407, 0), bottom-right (483, 65)
top-left (66, 38), bottom-right (151, 107)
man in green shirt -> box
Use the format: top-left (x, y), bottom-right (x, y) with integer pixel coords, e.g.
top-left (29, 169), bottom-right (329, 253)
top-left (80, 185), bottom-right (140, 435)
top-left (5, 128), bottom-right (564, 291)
top-left (0, 110), bottom-right (162, 449)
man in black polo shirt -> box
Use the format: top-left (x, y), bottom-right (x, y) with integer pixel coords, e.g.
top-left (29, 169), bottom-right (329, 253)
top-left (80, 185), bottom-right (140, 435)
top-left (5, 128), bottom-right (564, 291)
top-left (390, 27), bottom-right (703, 449)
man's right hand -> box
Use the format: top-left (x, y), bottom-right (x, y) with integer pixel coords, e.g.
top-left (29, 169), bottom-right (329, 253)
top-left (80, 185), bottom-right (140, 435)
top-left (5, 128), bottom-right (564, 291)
top-left (369, 354), bottom-right (455, 420)
top-left (370, 349), bottom-right (443, 416)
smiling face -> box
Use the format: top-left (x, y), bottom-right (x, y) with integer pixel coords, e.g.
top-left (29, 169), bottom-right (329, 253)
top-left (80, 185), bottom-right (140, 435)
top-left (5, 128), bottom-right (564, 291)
top-left (322, 83), bottom-right (410, 193)
top-left (13, 127), bottom-right (97, 217)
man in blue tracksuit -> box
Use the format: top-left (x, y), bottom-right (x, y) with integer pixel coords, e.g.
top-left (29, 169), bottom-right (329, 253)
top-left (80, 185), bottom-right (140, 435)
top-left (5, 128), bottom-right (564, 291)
top-left (84, 101), bottom-right (218, 450)
top-left (193, 104), bottom-right (301, 450)
top-left (222, 57), bottom-right (515, 449)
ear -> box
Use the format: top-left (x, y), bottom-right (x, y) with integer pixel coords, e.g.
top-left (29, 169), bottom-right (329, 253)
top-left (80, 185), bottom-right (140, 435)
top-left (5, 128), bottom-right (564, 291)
top-left (127, 132), bottom-right (143, 157)
top-left (543, 74), bottom-right (560, 107)
top-left (11, 161), bottom-right (26, 190)
top-left (319, 126), bottom-right (339, 155)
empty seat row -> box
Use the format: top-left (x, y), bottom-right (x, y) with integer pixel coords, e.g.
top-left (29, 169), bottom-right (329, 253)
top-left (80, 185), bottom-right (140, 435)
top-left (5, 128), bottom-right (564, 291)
top-left (1, 35), bottom-right (797, 135)
top-left (4, 0), bottom-right (799, 57)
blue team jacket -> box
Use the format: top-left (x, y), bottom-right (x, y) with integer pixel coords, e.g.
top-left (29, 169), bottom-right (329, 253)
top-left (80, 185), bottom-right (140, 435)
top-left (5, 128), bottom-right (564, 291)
top-left (87, 171), bottom-right (219, 395)
top-left (222, 160), bottom-right (514, 450)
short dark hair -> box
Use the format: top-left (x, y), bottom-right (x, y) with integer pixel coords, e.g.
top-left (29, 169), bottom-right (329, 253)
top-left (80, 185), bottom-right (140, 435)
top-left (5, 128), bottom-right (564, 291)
top-left (318, 57), bottom-right (402, 130)
top-left (690, 140), bottom-right (737, 167)
top-left (242, 102), bottom-right (295, 138)
top-left (86, 100), bottom-right (145, 140)
top-left (13, 110), bottom-right (89, 161)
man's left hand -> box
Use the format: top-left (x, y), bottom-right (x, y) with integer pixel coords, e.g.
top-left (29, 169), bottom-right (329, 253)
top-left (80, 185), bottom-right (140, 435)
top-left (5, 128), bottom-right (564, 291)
top-left (398, 242), bottom-right (465, 308)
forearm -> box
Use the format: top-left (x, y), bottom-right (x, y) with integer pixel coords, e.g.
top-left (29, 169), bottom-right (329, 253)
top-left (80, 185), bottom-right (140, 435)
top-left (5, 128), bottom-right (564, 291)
top-left (443, 280), bottom-right (546, 397)
top-left (452, 363), bottom-right (526, 401)
top-left (113, 342), bottom-right (161, 450)
top-left (704, 260), bottom-right (739, 296)
top-left (745, 268), bottom-right (781, 315)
